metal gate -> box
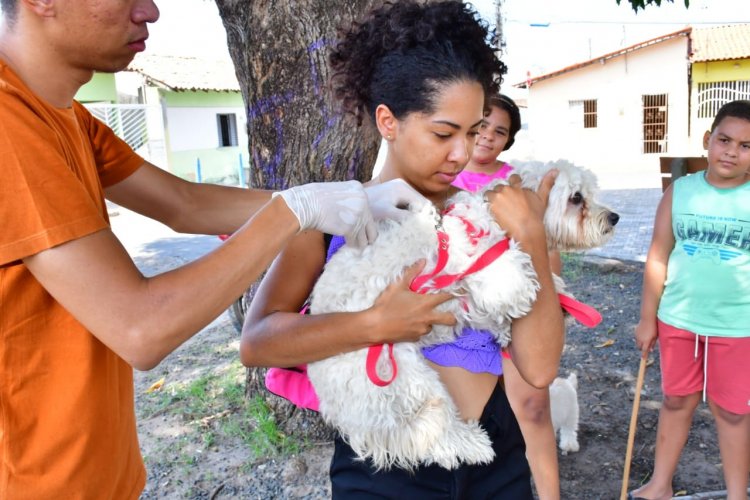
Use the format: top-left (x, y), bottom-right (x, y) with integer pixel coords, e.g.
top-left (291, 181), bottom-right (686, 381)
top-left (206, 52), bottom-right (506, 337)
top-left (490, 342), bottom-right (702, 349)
top-left (84, 103), bottom-right (168, 167)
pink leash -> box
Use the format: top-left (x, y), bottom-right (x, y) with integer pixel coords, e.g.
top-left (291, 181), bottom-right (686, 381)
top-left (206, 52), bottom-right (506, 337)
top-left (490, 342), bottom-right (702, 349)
top-left (558, 293), bottom-right (602, 327)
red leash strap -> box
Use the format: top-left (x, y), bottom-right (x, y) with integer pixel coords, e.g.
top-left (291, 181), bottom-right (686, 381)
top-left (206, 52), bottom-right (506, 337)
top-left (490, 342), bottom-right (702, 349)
top-left (409, 230), bottom-right (450, 292)
top-left (558, 293), bottom-right (602, 328)
top-left (418, 238), bottom-right (510, 292)
top-left (366, 343), bottom-right (398, 387)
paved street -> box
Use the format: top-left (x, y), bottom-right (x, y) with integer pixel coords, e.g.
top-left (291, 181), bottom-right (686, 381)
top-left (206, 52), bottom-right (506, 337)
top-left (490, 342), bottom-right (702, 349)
top-left (586, 187), bottom-right (662, 262)
top-left (109, 203), bottom-right (221, 276)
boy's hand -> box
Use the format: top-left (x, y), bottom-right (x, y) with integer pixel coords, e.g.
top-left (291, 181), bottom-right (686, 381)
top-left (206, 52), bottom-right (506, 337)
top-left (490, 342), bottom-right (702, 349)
top-left (365, 178), bottom-right (428, 222)
top-left (634, 319), bottom-right (658, 357)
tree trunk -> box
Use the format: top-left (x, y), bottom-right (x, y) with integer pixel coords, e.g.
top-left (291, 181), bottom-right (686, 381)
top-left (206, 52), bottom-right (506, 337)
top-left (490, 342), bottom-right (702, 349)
top-left (215, 0), bottom-right (380, 190)
top-left (214, 0), bottom-right (379, 442)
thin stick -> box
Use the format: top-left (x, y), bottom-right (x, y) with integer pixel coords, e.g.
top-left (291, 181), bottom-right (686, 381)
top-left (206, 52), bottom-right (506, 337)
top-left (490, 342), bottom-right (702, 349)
top-left (620, 355), bottom-right (648, 500)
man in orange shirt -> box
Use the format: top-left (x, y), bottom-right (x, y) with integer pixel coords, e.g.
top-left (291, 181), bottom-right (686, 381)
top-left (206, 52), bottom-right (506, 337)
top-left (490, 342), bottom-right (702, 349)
top-left (0, 1), bottom-right (455, 497)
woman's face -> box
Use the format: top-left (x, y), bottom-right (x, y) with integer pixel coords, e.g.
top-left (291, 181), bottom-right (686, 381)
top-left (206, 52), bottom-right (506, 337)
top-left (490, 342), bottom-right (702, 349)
top-left (472, 105), bottom-right (513, 164)
top-left (382, 80), bottom-right (485, 204)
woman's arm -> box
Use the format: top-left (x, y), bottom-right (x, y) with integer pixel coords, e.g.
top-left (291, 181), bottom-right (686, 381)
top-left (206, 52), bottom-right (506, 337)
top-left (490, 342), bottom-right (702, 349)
top-left (486, 172), bottom-right (565, 388)
top-left (241, 231), bottom-right (457, 368)
top-left (635, 186), bottom-right (674, 356)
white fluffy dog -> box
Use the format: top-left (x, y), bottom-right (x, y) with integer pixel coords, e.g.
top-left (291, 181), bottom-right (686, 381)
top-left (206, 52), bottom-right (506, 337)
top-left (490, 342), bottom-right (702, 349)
top-left (550, 372), bottom-right (580, 454)
top-left (306, 160), bottom-right (617, 470)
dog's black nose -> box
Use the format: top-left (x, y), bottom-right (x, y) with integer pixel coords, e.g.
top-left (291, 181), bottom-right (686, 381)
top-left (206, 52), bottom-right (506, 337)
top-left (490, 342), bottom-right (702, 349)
top-left (608, 212), bottom-right (620, 226)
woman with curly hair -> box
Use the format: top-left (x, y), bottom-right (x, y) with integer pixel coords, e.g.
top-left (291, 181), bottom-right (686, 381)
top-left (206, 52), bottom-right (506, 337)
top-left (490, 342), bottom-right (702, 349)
top-left (240, 1), bottom-right (564, 498)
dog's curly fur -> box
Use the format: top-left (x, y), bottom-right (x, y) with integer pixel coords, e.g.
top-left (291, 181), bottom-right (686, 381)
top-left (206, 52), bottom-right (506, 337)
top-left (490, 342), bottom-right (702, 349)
top-left (307, 161), bottom-right (617, 470)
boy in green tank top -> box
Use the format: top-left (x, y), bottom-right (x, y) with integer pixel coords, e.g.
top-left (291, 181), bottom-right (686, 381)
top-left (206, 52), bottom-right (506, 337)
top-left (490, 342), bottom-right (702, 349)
top-left (631, 100), bottom-right (750, 500)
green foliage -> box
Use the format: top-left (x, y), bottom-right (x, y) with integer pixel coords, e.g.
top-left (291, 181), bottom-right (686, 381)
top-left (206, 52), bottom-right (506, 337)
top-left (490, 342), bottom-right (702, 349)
top-left (139, 360), bottom-right (301, 459)
top-left (221, 394), bottom-right (300, 457)
top-left (561, 252), bottom-right (585, 281)
top-left (616, 0), bottom-right (690, 12)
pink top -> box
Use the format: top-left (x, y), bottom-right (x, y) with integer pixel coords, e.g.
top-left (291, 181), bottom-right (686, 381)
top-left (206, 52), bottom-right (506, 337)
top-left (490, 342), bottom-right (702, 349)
top-left (451, 162), bottom-right (514, 192)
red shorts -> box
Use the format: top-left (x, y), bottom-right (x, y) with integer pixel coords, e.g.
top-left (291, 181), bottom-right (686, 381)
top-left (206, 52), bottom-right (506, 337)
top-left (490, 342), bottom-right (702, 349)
top-left (658, 320), bottom-right (750, 415)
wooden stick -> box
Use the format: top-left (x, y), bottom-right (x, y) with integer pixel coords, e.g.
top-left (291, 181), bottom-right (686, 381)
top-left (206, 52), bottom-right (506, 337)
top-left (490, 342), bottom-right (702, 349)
top-left (620, 355), bottom-right (648, 500)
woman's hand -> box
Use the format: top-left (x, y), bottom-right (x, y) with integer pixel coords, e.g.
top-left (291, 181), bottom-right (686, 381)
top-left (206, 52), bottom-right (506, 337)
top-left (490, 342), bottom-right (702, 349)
top-left (366, 260), bottom-right (457, 344)
top-left (484, 170), bottom-right (557, 244)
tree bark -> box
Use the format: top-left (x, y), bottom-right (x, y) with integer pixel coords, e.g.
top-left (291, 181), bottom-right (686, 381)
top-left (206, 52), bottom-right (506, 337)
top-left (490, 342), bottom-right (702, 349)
top-left (215, 0), bottom-right (380, 190)
top-left (214, 0), bottom-right (379, 442)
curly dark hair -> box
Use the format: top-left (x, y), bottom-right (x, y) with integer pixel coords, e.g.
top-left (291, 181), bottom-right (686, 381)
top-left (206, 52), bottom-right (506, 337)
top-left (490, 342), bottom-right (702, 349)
top-left (329, 0), bottom-right (506, 126)
top-left (489, 94), bottom-right (521, 151)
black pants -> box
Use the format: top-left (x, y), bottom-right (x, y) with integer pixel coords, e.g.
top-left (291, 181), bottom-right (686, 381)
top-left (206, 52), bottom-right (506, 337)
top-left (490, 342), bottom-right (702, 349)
top-left (330, 382), bottom-right (532, 499)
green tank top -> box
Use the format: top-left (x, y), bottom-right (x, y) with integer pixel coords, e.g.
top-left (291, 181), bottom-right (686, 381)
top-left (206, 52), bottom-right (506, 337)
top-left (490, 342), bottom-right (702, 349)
top-left (657, 172), bottom-right (750, 337)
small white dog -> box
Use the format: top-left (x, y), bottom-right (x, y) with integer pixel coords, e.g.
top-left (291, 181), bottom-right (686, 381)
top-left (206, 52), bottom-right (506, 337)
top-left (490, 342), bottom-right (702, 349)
top-left (550, 372), bottom-right (580, 454)
top-left (307, 160), bottom-right (616, 470)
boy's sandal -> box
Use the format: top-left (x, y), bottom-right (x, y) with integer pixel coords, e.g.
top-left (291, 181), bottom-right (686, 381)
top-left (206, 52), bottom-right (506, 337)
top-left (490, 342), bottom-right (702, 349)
top-left (627, 494), bottom-right (650, 500)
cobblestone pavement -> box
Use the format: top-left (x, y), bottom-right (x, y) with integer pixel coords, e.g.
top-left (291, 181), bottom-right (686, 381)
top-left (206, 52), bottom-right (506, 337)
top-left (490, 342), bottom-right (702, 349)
top-left (586, 187), bottom-right (662, 263)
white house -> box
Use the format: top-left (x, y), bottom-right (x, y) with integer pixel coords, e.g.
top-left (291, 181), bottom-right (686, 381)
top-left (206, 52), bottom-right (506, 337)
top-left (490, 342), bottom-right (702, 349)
top-left (514, 24), bottom-right (750, 189)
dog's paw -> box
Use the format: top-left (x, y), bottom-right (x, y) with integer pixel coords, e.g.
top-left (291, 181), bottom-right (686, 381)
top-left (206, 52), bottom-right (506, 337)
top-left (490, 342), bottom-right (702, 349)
top-left (559, 430), bottom-right (580, 454)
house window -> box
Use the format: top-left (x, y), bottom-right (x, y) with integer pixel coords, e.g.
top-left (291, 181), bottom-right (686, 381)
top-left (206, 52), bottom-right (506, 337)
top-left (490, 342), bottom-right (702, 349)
top-left (642, 94), bottom-right (668, 154)
top-left (217, 113), bottom-right (238, 147)
top-left (697, 80), bottom-right (750, 118)
top-left (569, 99), bottom-right (597, 128)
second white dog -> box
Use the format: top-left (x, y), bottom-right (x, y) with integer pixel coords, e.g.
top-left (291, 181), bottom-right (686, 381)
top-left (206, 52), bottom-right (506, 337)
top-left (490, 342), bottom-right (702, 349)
top-left (550, 372), bottom-right (580, 454)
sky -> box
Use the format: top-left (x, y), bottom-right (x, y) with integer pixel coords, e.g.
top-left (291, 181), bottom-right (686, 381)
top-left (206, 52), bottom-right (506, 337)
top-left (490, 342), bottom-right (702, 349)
top-left (141, 0), bottom-right (746, 98)
top-left (2, 0), bottom-right (745, 96)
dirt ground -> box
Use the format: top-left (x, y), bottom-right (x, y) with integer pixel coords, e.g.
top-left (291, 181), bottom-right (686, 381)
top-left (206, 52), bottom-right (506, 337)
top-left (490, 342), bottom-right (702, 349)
top-left (134, 255), bottom-right (729, 499)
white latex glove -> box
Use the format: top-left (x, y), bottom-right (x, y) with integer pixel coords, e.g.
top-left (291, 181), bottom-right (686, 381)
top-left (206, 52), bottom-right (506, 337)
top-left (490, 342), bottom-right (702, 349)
top-left (365, 178), bottom-right (428, 222)
top-left (273, 180), bottom-right (376, 248)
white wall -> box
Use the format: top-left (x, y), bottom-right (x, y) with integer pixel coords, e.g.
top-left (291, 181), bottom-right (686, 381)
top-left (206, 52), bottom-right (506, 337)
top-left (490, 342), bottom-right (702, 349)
top-left (166, 106), bottom-right (246, 151)
top-left (525, 36), bottom-right (690, 189)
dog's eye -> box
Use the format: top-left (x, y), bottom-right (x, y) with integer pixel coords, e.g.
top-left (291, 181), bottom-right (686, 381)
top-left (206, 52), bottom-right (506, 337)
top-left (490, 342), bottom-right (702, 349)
top-left (570, 192), bottom-right (583, 205)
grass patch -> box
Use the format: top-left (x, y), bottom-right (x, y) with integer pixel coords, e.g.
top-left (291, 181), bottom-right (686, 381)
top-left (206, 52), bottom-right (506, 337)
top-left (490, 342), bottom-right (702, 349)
top-left (561, 252), bottom-right (586, 281)
top-left (221, 394), bottom-right (300, 458)
top-left (139, 360), bottom-right (301, 460)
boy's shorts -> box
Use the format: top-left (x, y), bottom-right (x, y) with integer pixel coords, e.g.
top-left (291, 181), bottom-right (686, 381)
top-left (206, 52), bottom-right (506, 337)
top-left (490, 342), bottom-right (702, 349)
top-left (658, 319), bottom-right (750, 415)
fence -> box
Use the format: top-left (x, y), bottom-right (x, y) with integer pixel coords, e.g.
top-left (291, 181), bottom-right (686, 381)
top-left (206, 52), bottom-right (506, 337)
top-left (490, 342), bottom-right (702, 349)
top-left (84, 103), bottom-right (168, 167)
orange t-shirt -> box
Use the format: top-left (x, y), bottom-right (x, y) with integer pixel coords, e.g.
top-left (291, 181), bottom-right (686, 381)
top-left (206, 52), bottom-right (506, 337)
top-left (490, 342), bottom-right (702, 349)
top-left (0, 61), bottom-right (146, 498)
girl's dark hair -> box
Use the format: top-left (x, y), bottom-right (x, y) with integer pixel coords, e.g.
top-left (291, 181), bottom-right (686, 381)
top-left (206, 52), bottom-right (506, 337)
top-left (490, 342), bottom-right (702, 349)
top-left (488, 93), bottom-right (521, 150)
top-left (711, 100), bottom-right (750, 132)
top-left (329, 0), bottom-right (506, 126)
